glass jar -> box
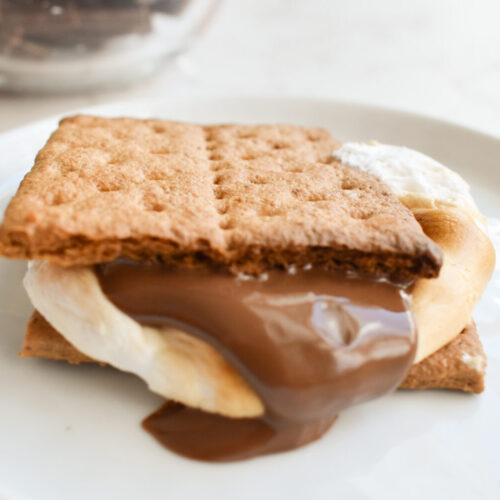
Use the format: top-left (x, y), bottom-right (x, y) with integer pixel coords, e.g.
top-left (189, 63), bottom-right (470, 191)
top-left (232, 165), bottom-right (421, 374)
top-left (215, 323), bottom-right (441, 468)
top-left (0, 0), bottom-right (219, 93)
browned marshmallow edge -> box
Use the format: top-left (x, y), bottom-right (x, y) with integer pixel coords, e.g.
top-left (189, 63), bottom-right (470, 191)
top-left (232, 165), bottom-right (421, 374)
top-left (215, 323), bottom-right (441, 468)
top-left (0, 116), bottom-right (441, 280)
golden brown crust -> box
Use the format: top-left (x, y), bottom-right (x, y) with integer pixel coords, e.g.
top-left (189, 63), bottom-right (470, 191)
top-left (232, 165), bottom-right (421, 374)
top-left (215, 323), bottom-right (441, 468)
top-left (400, 322), bottom-right (485, 393)
top-left (0, 116), bottom-right (441, 279)
top-left (21, 310), bottom-right (485, 393)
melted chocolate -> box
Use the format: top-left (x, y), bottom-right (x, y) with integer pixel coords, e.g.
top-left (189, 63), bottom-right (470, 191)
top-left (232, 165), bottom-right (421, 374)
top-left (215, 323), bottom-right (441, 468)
top-left (142, 402), bottom-right (337, 462)
top-left (96, 262), bottom-right (416, 461)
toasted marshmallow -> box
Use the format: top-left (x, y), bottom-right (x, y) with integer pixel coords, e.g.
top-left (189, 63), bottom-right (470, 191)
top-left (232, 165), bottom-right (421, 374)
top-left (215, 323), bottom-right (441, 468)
top-left (333, 142), bottom-right (494, 362)
top-left (23, 261), bottom-right (264, 418)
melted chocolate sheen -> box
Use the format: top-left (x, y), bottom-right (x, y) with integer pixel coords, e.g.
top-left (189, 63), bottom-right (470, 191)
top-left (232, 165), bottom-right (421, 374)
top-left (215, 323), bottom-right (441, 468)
top-left (96, 261), bottom-right (416, 462)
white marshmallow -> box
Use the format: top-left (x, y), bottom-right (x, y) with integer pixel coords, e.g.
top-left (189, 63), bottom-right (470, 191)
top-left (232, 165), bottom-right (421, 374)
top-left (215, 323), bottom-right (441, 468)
top-left (333, 142), bottom-right (479, 215)
top-left (23, 261), bottom-right (263, 417)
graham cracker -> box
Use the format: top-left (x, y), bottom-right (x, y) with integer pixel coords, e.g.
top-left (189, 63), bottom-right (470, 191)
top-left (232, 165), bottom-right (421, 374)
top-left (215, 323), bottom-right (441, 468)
top-left (20, 311), bottom-right (101, 365)
top-left (0, 116), bottom-right (441, 279)
top-left (400, 322), bottom-right (485, 393)
top-left (21, 311), bottom-right (485, 394)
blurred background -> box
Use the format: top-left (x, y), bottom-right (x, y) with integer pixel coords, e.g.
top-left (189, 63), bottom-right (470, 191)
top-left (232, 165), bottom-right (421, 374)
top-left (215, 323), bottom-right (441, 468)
top-left (1, 0), bottom-right (499, 136)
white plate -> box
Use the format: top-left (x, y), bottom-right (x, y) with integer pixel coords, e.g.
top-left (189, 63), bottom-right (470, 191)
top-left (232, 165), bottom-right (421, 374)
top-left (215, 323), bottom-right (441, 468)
top-left (0, 97), bottom-right (499, 500)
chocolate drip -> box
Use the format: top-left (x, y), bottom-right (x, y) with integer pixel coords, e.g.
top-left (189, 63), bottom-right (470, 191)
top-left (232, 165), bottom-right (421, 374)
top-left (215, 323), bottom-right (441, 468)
top-left (96, 261), bottom-right (416, 461)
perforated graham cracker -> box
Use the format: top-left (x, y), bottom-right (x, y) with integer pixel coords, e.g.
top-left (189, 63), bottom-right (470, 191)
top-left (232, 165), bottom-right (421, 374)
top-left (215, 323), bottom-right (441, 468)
top-left (20, 311), bottom-right (485, 393)
top-left (0, 116), bottom-right (441, 279)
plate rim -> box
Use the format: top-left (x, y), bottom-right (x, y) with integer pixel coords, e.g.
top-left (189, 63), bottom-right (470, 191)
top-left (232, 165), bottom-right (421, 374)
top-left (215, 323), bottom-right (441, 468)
top-left (1, 94), bottom-right (499, 143)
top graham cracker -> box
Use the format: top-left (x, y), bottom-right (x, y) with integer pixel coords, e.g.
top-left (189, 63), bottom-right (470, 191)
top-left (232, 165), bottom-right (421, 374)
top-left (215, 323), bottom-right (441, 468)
top-left (0, 116), bottom-right (442, 279)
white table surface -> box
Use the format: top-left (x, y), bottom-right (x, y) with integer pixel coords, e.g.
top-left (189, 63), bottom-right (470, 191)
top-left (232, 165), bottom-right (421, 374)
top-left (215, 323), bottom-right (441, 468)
top-left (1, 0), bottom-right (500, 137)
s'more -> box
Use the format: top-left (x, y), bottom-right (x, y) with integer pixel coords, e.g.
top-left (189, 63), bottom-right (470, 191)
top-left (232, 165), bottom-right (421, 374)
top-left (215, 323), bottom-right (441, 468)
top-left (0, 116), bottom-right (494, 461)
